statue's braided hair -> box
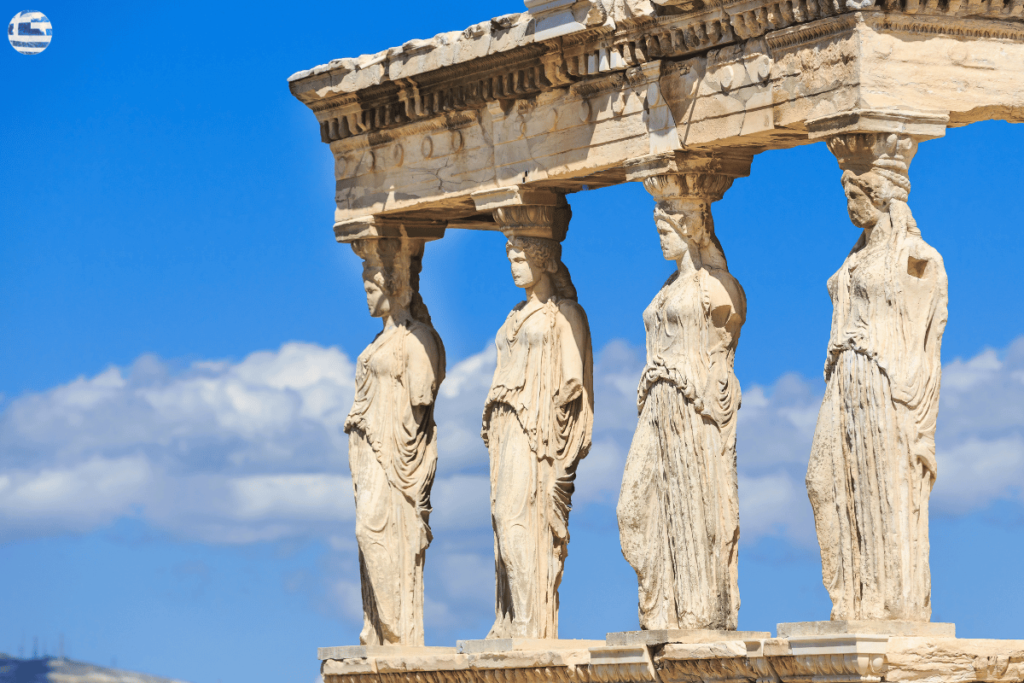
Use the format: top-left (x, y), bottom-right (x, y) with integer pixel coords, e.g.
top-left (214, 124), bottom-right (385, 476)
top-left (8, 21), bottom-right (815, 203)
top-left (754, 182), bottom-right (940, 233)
top-left (352, 239), bottom-right (433, 324)
top-left (506, 236), bottom-right (578, 302)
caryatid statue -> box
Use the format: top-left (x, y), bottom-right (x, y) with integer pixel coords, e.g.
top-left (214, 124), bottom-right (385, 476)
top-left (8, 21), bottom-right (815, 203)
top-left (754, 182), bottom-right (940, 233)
top-left (807, 130), bottom-right (948, 622)
top-left (617, 163), bottom-right (748, 631)
top-left (479, 195), bottom-right (594, 639)
top-left (343, 235), bottom-right (446, 646)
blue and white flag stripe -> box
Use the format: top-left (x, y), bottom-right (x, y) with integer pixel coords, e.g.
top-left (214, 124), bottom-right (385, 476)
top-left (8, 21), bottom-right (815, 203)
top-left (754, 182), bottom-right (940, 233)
top-left (8, 11), bottom-right (52, 55)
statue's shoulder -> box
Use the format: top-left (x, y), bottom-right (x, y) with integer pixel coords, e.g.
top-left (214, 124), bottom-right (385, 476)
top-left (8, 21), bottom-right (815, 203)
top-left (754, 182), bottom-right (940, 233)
top-left (704, 266), bottom-right (741, 292)
top-left (906, 233), bottom-right (945, 266)
top-left (555, 298), bottom-right (590, 334)
top-left (405, 320), bottom-right (440, 357)
top-left (555, 298), bottom-right (586, 318)
top-left (494, 302), bottom-right (525, 333)
top-left (703, 267), bottom-right (745, 314)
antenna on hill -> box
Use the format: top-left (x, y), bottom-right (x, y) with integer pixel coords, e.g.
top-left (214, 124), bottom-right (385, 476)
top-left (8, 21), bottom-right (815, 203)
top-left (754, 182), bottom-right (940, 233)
top-left (32, 637), bottom-right (38, 659)
top-left (59, 634), bottom-right (64, 661)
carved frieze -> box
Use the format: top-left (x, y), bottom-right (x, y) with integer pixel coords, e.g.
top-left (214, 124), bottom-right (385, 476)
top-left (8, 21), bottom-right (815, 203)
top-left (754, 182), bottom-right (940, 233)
top-left (319, 636), bottom-right (1024, 683)
top-left (589, 646), bottom-right (659, 683)
top-left (767, 654), bottom-right (887, 683)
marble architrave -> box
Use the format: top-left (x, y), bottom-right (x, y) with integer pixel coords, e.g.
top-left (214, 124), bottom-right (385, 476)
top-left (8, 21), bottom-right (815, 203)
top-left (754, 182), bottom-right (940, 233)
top-left (290, 1), bottom-right (1024, 225)
top-left (477, 190), bottom-right (594, 639)
top-left (805, 115), bottom-right (949, 623)
top-left (343, 234), bottom-right (446, 646)
top-left (617, 153), bottom-right (751, 632)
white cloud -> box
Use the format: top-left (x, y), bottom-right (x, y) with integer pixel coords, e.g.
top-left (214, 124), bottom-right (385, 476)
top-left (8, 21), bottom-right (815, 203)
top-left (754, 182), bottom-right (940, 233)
top-left (932, 337), bottom-right (1024, 514)
top-left (0, 456), bottom-right (152, 534)
top-left (1, 335), bottom-right (1022, 635)
top-left (0, 342), bottom-right (356, 543)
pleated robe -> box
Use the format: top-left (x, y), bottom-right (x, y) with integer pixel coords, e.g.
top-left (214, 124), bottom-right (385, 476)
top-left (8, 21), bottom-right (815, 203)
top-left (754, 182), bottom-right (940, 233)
top-left (618, 267), bottom-right (745, 630)
top-left (482, 298), bottom-right (594, 639)
top-left (345, 319), bottom-right (444, 645)
top-left (807, 202), bottom-right (948, 621)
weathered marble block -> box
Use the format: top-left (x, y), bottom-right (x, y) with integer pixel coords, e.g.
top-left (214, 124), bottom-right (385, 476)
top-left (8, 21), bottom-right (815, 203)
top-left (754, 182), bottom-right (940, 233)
top-left (319, 633), bottom-right (1024, 683)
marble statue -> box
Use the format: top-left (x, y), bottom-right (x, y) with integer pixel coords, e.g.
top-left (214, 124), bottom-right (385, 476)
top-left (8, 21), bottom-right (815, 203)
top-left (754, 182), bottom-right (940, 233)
top-left (344, 237), bottom-right (446, 646)
top-left (807, 133), bottom-right (948, 622)
top-left (618, 178), bottom-right (746, 631)
top-left (482, 235), bottom-right (594, 639)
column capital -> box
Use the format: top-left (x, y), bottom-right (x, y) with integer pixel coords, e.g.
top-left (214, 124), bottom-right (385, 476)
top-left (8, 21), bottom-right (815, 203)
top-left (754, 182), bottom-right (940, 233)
top-left (625, 151), bottom-right (755, 183)
top-left (806, 109), bottom-right (949, 143)
top-left (471, 186), bottom-right (571, 241)
top-left (333, 215), bottom-right (446, 244)
top-left (808, 109), bottom-right (949, 180)
top-left (626, 151), bottom-right (754, 204)
top-left (807, 110), bottom-right (949, 192)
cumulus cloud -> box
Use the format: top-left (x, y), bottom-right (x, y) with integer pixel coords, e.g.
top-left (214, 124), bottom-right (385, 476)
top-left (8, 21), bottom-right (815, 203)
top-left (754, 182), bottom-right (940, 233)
top-left (932, 337), bottom-right (1024, 514)
top-left (0, 342), bottom-right (357, 543)
top-left (1, 335), bottom-right (1022, 632)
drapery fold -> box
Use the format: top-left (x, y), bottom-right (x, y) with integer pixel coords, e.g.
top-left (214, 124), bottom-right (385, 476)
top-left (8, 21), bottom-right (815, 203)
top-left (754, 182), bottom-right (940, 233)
top-left (619, 267), bottom-right (745, 630)
top-left (483, 298), bottom-right (593, 639)
top-left (345, 321), bottom-right (444, 645)
top-left (808, 203), bottom-right (947, 621)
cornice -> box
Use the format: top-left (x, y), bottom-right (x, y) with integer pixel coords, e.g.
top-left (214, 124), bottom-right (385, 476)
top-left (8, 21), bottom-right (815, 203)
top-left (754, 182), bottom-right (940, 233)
top-left (291, 1), bottom-right (1024, 148)
top-left (765, 10), bottom-right (1024, 52)
top-left (868, 11), bottom-right (1024, 39)
top-left (765, 12), bottom-right (858, 50)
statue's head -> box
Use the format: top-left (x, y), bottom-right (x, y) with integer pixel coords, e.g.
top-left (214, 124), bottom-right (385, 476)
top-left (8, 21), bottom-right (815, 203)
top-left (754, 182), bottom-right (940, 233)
top-left (840, 169), bottom-right (910, 230)
top-left (352, 239), bottom-right (416, 320)
top-left (829, 132), bottom-right (914, 231)
top-left (653, 199), bottom-right (710, 261)
top-left (506, 236), bottom-right (560, 290)
top-left (360, 264), bottom-right (391, 318)
top-left (504, 235), bottom-right (579, 301)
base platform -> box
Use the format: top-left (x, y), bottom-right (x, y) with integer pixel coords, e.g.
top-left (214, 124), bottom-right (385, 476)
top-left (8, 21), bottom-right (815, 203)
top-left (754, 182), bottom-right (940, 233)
top-left (778, 620), bottom-right (956, 638)
top-left (321, 623), bottom-right (1024, 683)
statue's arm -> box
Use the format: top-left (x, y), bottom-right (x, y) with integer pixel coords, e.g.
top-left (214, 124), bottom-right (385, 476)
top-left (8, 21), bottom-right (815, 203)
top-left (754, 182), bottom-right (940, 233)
top-left (407, 326), bottom-right (440, 410)
top-left (705, 270), bottom-right (745, 339)
top-left (555, 303), bottom-right (589, 406)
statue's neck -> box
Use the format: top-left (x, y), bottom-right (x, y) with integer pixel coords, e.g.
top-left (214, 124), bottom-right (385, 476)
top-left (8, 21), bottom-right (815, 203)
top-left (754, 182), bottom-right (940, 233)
top-left (525, 274), bottom-right (555, 304)
top-left (381, 308), bottom-right (411, 331)
top-left (864, 212), bottom-right (894, 247)
top-left (676, 240), bottom-right (701, 275)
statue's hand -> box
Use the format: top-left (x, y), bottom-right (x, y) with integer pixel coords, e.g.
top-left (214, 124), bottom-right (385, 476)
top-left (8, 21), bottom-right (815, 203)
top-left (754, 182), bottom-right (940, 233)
top-left (557, 378), bottom-right (583, 406)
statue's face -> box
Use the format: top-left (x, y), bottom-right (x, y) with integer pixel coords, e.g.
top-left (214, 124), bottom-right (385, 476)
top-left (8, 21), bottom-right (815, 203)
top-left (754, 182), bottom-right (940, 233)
top-left (656, 218), bottom-right (687, 260)
top-left (845, 179), bottom-right (883, 229)
top-left (508, 247), bottom-right (543, 290)
top-left (364, 278), bottom-right (390, 318)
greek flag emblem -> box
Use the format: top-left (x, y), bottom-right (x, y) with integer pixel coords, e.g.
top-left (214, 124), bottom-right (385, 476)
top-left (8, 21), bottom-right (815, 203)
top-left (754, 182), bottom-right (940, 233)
top-left (8, 11), bottom-right (52, 55)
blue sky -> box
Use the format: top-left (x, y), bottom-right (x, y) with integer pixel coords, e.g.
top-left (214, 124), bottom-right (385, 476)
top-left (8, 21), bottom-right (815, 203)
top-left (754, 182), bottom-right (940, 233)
top-left (2, 2), bottom-right (1024, 683)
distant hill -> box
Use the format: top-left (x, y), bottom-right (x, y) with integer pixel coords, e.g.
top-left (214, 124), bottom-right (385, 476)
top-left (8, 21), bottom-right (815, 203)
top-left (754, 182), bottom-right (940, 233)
top-left (0, 656), bottom-right (191, 683)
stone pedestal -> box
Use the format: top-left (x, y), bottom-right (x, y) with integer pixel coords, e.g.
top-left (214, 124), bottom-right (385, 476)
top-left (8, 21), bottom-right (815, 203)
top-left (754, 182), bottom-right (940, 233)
top-left (777, 621), bottom-right (956, 638)
top-left (456, 639), bottom-right (605, 654)
top-left (608, 630), bottom-right (772, 646)
top-left (319, 630), bottom-right (1024, 683)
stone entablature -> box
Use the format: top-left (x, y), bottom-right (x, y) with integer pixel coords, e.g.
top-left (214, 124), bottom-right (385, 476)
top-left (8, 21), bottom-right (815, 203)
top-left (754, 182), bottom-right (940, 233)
top-left (290, 0), bottom-right (1024, 226)
top-left (289, 0), bottom-right (1023, 144)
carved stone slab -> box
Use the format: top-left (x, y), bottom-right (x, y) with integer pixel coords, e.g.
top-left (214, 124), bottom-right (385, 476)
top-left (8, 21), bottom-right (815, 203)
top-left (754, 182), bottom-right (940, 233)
top-left (319, 636), bottom-right (1024, 683)
top-left (608, 631), bottom-right (772, 647)
top-left (290, 0), bottom-right (1024, 226)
